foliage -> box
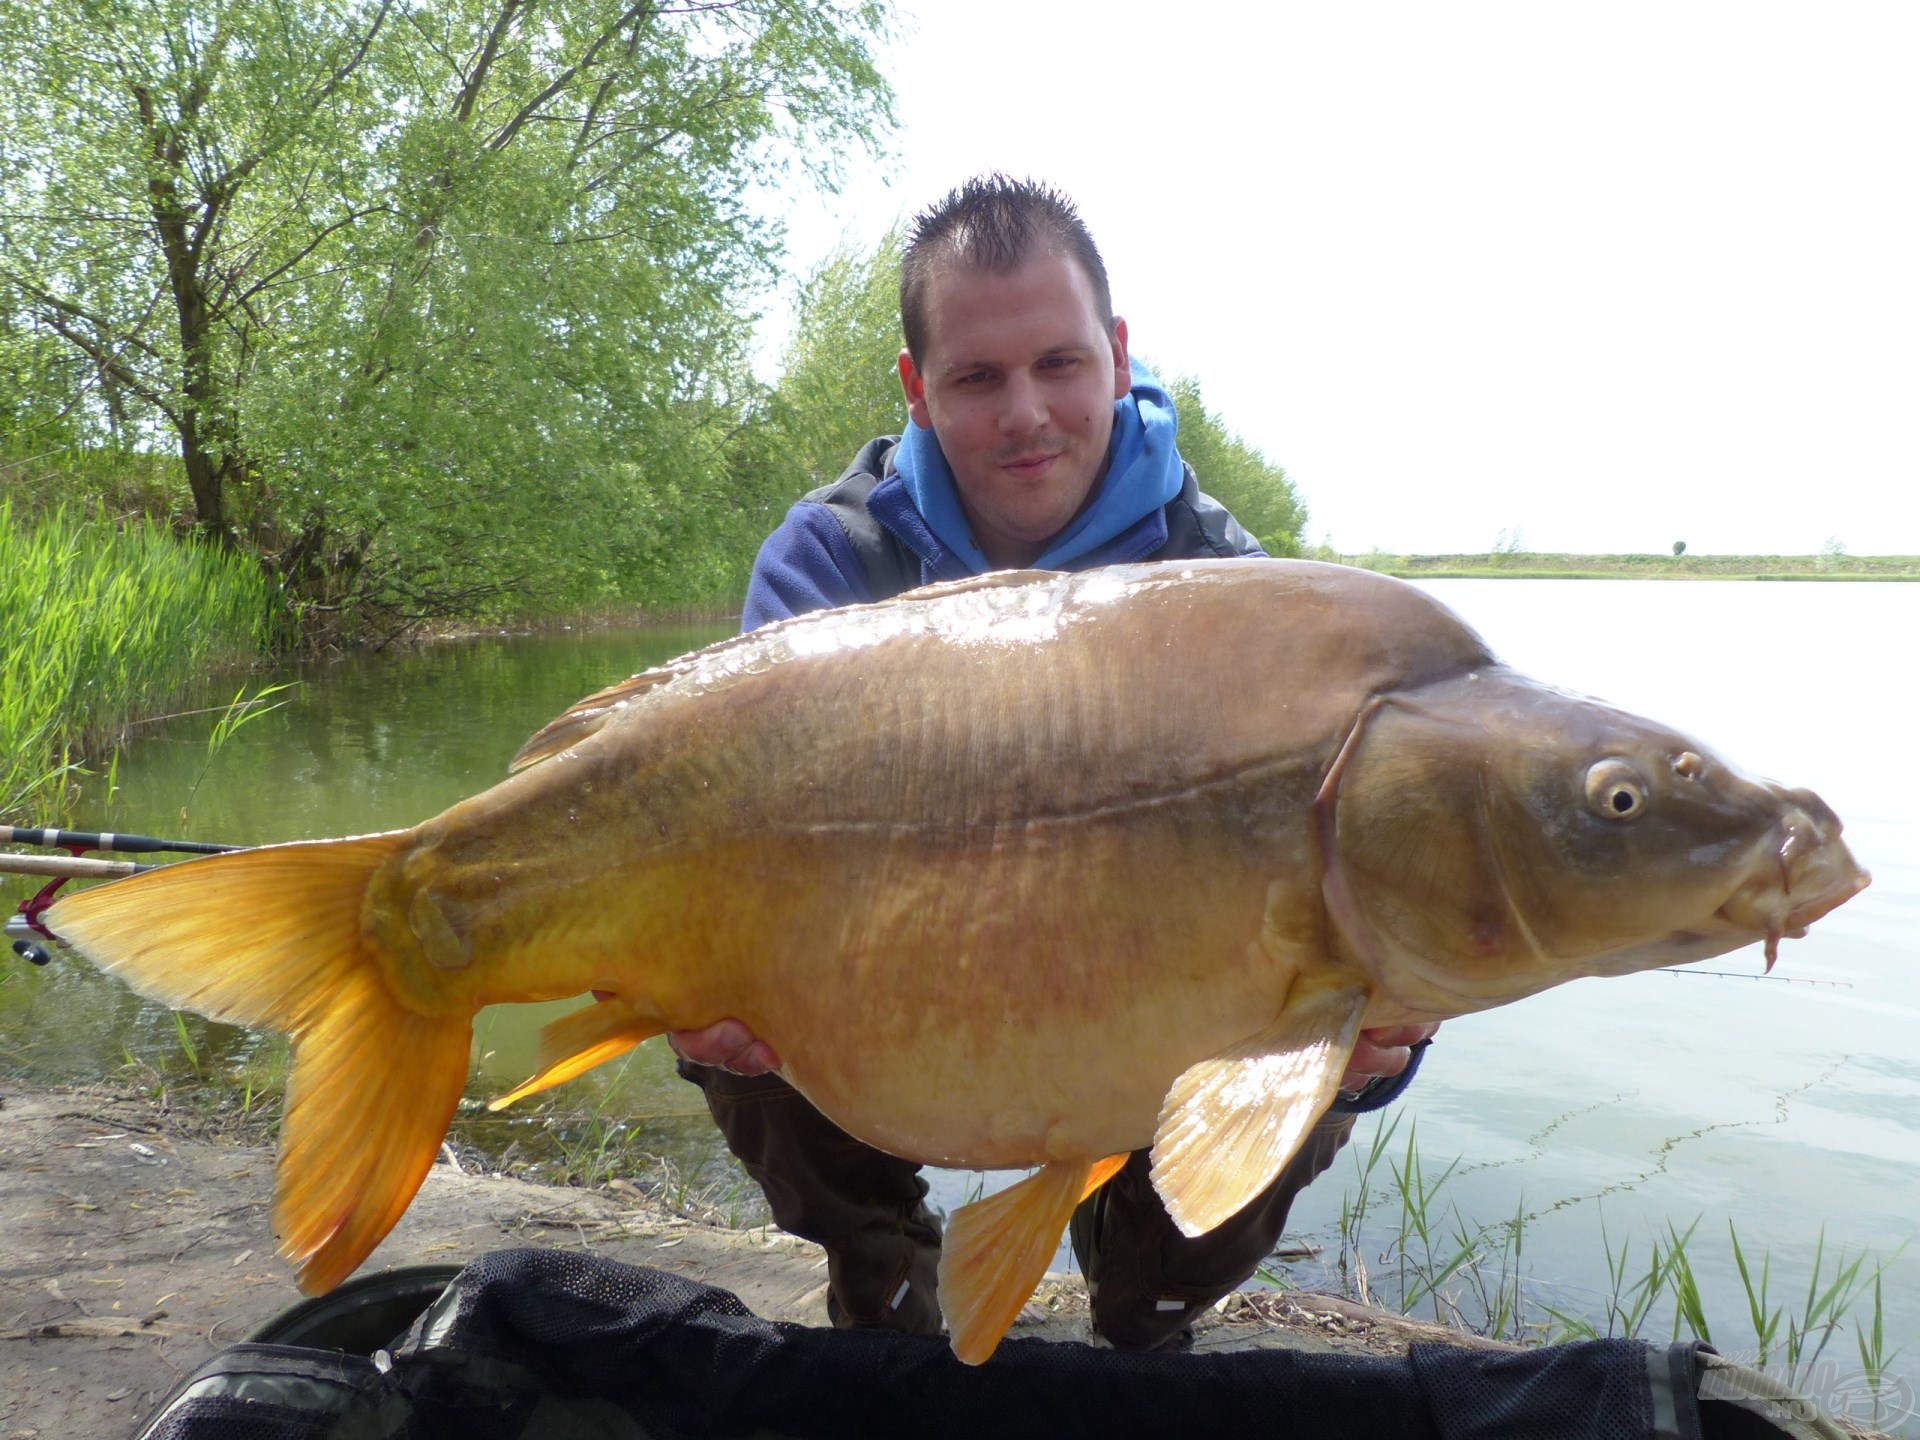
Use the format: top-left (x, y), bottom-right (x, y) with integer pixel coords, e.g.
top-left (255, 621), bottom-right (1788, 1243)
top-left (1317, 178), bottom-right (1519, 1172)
top-left (1491, 527), bottom-right (1527, 556)
top-left (0, 0), bottom-right (895, 639)
top-left (0, 500), bottom-right (274, 821)
top-left (747, 229), bottom-right (908, 496)
top-left (1162, 374), bottom-right (1308, 556)
top-left (1673, 539), bottom-right (1686, 556)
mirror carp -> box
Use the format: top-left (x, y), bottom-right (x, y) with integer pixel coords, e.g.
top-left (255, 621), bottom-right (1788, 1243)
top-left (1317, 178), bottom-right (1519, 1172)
top-left (47, 559), bottom-right (1869, 1363)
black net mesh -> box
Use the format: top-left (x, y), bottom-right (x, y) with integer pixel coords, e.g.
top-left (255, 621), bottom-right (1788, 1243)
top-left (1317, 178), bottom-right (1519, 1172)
top-left (135, 1248), bottom-right (1778, 1440)
top-left (1407, 1340), bottom-right (1670, 1440)
top-left (141, 1394), bottom-right (361, 1440)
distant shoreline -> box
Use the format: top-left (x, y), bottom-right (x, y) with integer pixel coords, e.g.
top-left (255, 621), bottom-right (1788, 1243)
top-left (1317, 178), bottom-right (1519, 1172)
top-left (1319, 552), bottom-right (1920, 581)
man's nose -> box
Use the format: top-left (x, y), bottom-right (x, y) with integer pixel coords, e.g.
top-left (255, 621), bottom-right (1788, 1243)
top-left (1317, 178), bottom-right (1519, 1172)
top-left (997, 372), bottom-right (1047, 435)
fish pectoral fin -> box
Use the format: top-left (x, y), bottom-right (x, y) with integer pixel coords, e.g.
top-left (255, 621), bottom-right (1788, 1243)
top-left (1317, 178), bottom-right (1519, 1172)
top-left (1080, 1152), bottom-right (1130, 1202)
top-left (1149, 981), bottom-right (1369, 1239)
top-left (938, 1159), bottom-right (1094, 1365)
top-left (487, 997), bottom-right (664, 1111)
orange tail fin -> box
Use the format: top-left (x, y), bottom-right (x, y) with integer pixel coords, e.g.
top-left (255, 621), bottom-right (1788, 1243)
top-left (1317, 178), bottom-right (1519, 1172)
top-left (45, 834), bottom-right (471, 1294)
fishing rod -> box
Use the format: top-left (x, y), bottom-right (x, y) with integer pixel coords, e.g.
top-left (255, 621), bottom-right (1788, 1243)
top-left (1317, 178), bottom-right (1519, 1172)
top-left (3, 825), bottom-right (240, 966)
top-left (1659, 966), bottom-right (1852, 989)
top-left (0, 825), bottom-right (236, 856)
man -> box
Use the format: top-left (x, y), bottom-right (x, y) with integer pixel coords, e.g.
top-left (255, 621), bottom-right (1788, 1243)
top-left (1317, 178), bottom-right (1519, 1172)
top-left (672, 175), bottom-right (1435, 1350)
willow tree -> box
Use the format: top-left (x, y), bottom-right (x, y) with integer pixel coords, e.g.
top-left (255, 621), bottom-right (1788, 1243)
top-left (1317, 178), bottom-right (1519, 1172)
top-left (0, 0), bottom-right (893, 631)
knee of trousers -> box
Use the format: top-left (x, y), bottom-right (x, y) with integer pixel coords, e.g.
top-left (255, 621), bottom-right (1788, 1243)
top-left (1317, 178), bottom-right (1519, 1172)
top-left (1076, 1113), bottom-right (1357, 1349)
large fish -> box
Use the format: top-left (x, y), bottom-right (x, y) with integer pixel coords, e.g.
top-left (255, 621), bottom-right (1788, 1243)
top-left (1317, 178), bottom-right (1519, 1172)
top-left (46, 560), bottom-right (1867, 1363)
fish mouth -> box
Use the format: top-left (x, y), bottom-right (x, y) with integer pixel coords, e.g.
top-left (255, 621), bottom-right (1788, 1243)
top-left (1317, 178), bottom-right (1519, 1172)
top-left (1713, 802), bottom-right (1870, 970)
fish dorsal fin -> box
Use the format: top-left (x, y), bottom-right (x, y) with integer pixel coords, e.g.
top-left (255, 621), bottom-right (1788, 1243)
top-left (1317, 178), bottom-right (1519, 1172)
top-left (1150, 981), bottom-right (1369, 1238)
top-left (938, 1158), bottom-right (1096, 1364)
top-left (509, 573), bottom-right (1060, 773)
top-left (509, 668), bottom-right (684, 773)
top-left (488, 996), bottom-right (664, 1110)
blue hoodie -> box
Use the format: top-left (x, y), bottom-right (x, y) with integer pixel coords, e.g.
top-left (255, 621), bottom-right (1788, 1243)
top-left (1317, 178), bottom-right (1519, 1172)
top-left (742, 365), bottom-right (1261, 631)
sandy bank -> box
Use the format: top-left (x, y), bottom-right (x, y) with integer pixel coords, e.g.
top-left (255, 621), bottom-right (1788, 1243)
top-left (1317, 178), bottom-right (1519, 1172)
top-left (0, 1083), bottom-right (1508, 1436)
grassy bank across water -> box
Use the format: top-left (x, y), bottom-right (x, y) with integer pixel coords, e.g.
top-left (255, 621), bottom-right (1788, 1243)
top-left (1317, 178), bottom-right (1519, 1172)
top-left (1325, 550), bottom-right (1920, 581)
top-left (0, 501), bottom-right (277, 819)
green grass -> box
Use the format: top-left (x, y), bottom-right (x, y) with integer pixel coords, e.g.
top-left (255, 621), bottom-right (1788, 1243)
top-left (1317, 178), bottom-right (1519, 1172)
top-left (0, 499), bottom-right (279, 820)
top-left (1316, 1114), bottom-right (1906, 1427)
top-left (1314, 548), bottom-right (1920, 581)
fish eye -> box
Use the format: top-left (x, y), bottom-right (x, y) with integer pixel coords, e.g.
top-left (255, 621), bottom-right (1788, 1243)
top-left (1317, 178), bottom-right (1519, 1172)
top-left (1585, 759), bottom-right (1648, 821)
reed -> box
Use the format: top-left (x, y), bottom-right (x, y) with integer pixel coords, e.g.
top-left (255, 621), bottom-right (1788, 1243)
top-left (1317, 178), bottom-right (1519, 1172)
top-left (0, 500), bottom-right (277, 820)
top-left (1317, 1114), bottom-right (1908, 1428)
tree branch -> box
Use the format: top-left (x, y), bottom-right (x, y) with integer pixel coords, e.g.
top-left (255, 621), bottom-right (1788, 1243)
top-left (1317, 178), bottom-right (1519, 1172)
top-left (32, 308), bottom-right (182, 426)
top-left (484, 1), bottom-right (661, 153)
top-left (452, 0), bottom-right (524, 122)
top-left (227, 203), bottom-right (393, 310)
top-left (208, 0), bottom-right (399, 208)
top-left (0, 269), bottom-right (170, 368)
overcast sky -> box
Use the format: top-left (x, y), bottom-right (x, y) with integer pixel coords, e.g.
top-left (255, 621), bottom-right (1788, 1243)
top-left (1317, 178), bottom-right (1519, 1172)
top-left (760, 1), bottom-right (1918, 556)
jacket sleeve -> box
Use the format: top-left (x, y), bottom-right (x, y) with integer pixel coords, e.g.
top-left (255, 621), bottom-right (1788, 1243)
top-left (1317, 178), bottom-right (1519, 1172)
top-left (741, 502), bottom-right (874, 632)
top-left (1327, 1039), bottom-right (1430, 1115)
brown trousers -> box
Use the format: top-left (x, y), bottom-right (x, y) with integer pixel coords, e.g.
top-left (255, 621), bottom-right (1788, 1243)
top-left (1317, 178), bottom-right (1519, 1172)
top-left (680, 1061), bottom-right (1355, 1349)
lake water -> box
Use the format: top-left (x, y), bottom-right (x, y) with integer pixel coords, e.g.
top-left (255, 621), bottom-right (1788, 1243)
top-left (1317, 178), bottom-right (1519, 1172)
top-left (3, 579), bottom-right (1914, 1428)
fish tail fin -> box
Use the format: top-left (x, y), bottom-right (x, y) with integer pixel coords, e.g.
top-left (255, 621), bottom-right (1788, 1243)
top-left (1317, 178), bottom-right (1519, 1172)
top-left (938, 1158), bottom-right (1095, 1365)
top-left (46, 833), bottom-right (472, 1294)
top-left (276, 971), bottom-right (470, 1292)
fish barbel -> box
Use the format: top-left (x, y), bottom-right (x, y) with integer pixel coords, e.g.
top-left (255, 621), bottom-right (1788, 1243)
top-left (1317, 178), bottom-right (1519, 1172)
top-left (45, 560), bottom-right (1869, 1362)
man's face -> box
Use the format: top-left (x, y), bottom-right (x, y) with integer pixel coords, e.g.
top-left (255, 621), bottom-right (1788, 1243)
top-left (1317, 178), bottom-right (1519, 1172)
top-left (899, 249), bottom-right (1131, 568)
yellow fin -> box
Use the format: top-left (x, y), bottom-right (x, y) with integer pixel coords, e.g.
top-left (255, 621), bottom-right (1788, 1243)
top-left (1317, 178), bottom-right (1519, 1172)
top-left (1150, 981), bottom-right (1368, 1238)
top-left (45, 832), bottom-right (475, 1296)
top-left (489, 998), bottom-right (664, 1111)
top-left (44, 834), bottom-right (408, 1027)
top-left (1080, 1152), bottom-right (1130, 1202)
top-left (938, 1159), bottom-right (1091, 1365)
top-left (275, 972), bottom-right (470, 1293)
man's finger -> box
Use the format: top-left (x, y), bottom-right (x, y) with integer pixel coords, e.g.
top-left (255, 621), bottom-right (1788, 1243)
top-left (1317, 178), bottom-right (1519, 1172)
top-left (1342, 1038), bottom-right (1412, 1085)
top-left (669, 1018), bottom-right (780, 1075)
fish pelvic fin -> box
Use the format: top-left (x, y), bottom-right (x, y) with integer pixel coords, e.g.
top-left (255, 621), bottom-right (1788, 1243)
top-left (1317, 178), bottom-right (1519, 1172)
top-left (1080, 1152), bottom-right (1130, 1202)
top-left (45, 833), bottom-right (473, 1295)
top-left (938, 1159), bottom-right (1093, 1365)
top-left (488, 996), bottom-right (665, 1111)
top-left (1150, 980), bottom-right (1368, 1239)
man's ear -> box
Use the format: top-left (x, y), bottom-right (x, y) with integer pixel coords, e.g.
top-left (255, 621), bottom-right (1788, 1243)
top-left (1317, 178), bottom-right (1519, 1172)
top-left (1109, 317), bottom-right (1132, 399)
top-left (899, 350), bottom-right (932, 429)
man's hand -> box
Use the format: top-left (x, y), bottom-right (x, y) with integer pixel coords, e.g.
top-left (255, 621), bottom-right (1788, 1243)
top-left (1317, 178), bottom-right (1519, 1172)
top-left (1339, 1023), bottom-right (1439, 1093)
top-left (668, 1017), bottom-right (781, 1076)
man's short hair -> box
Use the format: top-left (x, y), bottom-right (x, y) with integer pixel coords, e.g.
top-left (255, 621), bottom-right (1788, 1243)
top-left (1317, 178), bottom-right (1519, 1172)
top-left (899, 174), bottom-right (1114, 363)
